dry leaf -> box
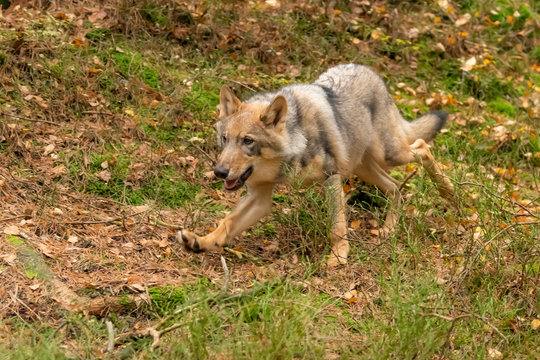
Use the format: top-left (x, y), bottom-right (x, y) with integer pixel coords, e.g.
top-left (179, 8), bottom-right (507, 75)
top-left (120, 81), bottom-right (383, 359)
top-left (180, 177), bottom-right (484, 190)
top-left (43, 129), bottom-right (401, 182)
top-left (3, 225), bottom-right (20, 235)
top-left (43, 143), bottom-right (55, 156)
top-left (1, 253), bottom-right (17, 266)
top-left (461, 56), bottom-right (477, 72)
top-left (36, 242), bottom-right (54, 258)
top-left (18, 85), bottom-right (30, 95)
top-left (97, 170), bottom-right (111, 182)
top-left (531, 319), bottom-right (540, 330)
top-left (343, 289), bottom-right (358, 301)
top-left (29, 283), bottom-right (40, 291)
top-left (371, 29), bottom-right (384, 40)
top-left (455, 13), bottom-right (471, 26)
top-left (487, 348), bottom-right (503, 360)
top-left (88, 9), bottom-right (107, 23)
top-left (350, 220), bottom-right (361, 229)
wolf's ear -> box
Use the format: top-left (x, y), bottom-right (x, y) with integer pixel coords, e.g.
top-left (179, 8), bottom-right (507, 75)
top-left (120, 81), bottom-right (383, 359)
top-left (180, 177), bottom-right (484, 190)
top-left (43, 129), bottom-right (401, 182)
top-left (261, 95), bottom-right (287, 131)
top-left (219, 85), bottom-right (241, 118)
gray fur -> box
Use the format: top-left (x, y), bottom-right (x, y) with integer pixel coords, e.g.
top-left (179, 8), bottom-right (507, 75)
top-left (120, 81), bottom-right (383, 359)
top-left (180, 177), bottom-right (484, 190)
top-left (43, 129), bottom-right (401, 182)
top-left (243, 64), bottom-right (447, 179)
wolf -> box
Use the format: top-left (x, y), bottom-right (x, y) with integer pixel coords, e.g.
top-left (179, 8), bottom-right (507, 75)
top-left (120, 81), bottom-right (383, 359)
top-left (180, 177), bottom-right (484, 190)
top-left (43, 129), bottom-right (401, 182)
top-left (179, 64), bottom-right (455, 267)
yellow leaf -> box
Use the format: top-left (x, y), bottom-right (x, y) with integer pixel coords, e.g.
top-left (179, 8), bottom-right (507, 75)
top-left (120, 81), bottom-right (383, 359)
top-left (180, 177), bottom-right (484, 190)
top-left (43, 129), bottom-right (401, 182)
top-left (350, 220), bottom-right (361, 229)
top-left (371, 30), bottom-right (384, 40)
top-left (124, 109), bottom-right (135, 116)
top-left (531, 319), bottom-right (540, 330)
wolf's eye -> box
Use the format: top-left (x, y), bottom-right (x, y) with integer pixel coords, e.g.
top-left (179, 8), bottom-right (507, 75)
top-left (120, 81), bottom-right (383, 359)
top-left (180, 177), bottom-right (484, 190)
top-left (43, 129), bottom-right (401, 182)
top-left (243, 137), bottom-right (254, 145)
top-left (222, 135), bottom-right (227, 143)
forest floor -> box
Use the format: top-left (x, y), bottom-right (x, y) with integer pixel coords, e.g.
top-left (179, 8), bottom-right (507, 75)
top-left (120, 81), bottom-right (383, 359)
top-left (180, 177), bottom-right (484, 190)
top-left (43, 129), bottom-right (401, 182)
top-left (0, 0), bottom-right (539, 359)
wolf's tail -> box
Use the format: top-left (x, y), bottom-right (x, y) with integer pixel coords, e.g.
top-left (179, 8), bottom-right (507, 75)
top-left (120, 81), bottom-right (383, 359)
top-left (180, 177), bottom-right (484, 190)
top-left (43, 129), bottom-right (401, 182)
top-left (407, 111), bottom-right (448, 143)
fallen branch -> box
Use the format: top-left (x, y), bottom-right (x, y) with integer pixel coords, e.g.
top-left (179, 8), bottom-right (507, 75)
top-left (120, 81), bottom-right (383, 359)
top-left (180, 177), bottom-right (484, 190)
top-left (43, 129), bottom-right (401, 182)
top-left (63, 209), bottom-right (149, 225)
top-left (458, 182), bottom-right (539, 219)
top-left (224, 247), bottom-right (262, 264)
top-left (399, 168), bottom-right (418, 192)
top-left (106, 321), bottom-right (115, 353)
top-left (106, 282), bottom-right (269, 352)
top-left (423, 311), bottom-right (509, 344)
top-left (220, 256), bottom-right (230, 293)
top-left (11, 232), bottom-right (146, 316)
top-left (0, 112), bottom-right (60, 126)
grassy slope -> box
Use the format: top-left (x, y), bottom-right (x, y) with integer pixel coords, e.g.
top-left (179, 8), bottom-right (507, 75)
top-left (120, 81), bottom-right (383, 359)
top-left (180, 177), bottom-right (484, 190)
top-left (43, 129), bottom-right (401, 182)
top-left (0, 0), bottom-right (539, 359)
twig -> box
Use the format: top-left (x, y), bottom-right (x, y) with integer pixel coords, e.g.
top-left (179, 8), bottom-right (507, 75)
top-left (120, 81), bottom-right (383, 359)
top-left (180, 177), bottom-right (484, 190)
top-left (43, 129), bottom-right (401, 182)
top-left (423, 311), bottom-right (509, 343)
top-left (0, 112), bottom-right (60, 126)
top-left (153, 218), bottom-right (183, 230)
top-left (224, 247), bottom-right (262, 264)
top-left (63, 209), bottom-right (148, 225)
top-left (458, 182), bottom-right (539, 219)
top-left (0, 215), bottom-right (25, 223)
top-left (399, 168), bottom-right (418, 191)
top-left (220, 256), bottom-right (230, 293)
top-left (82, 111), bottom-right (114, 116)
top-left (192, 144), bottom-right (215, 164)
top-left (106, 321), bottom-right (115, 353)
top-left (214, 76), bottom-right (258, 93)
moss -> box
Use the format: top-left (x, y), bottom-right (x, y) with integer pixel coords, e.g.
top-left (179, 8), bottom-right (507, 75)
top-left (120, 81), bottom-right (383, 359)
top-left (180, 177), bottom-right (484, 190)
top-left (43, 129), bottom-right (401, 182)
top-left (149, 286), bottom-right (187, 316)
top-left (0, 51), bottom-right (7, 66)
top-left (85, 28), bottom-right (111, 41)
top-left (112, 50), bottom-right (161, 89)
top-left (488, 98), bottom-right (516, 118)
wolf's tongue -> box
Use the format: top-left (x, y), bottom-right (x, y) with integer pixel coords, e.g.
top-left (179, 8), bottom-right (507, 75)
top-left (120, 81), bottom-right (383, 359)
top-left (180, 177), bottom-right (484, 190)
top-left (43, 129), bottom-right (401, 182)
top-left (224, 178), bottom-right (239, 190)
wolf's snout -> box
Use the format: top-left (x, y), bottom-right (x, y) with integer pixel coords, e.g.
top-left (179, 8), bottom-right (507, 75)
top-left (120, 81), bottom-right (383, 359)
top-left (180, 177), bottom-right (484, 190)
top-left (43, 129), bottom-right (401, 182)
top-left (214, 166), bottom-right (230, 179)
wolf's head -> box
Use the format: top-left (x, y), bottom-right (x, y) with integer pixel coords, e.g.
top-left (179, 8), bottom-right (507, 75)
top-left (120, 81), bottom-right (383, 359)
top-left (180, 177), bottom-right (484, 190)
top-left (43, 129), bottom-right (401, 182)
top-left (214, 85), bottom-right (288, 191)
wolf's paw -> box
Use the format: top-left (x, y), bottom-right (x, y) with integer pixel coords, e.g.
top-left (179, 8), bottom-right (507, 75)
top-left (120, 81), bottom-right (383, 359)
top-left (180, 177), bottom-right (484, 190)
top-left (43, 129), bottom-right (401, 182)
top-left (327, 241), bottom-right (350, 268)
top-left (327, 253), bottom-right (348, 268)
top-left (177, 230), bottom-right (203, 252)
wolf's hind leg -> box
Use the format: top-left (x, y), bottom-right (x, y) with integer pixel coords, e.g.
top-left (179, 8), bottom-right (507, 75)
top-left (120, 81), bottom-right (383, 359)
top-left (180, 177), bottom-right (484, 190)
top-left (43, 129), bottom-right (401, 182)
top-left (410, 139), bottom-right (456, 203)
top-left (355, 155), bottom-right (402, 237)
top-left (326, 174), bottom-right (350, 268)
top-left (179, 183), bottom-right (274, 252)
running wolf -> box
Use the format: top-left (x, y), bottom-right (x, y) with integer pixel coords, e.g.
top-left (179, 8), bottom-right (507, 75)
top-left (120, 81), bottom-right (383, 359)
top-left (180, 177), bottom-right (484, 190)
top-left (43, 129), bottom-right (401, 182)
top-left (179, 64), bottom-right (455, 267)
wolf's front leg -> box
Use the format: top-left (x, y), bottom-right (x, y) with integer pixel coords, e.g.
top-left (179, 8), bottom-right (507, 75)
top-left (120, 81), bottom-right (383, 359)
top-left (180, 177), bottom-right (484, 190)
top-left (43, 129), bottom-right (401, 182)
top-left (179, 183), bottom-right (274, 252)
top-left (326, 174), bottom-right (350, 268)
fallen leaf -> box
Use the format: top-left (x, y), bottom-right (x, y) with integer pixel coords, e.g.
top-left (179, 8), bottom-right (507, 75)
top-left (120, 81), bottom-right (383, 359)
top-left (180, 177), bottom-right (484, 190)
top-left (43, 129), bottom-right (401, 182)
top-left (1, 253), bottom-right (17, 266)
top-left (531, 319), bottom-right (540, 330)
top-left (455, 13), bottom-right (471, 26)
top-left (29, 283), bottom-right (40, 291)
top-left (67, 236), bottom-right (78, 244)
top-left (18, 85), bottom-right (30, 95)
top-left (36, 242), bottom-right (54, 258)
top-left (72, 38), bottom-right (87, 48)
top-left (350, 220), bottom-right (361, 229)
top-left (43, 143), bottom-right (55, 156)
top-left (88, 9), bottom-right (107, 23)
top-left (371, 29), bottom-right (384, 40)
top-left (487, 348), bottom-right (503, 359)
top-left (3, 225), bottom-right (20, 235)
top-left (344, 289), bottom-right (358, 301)
top-left (461, 56), bottom-right (477, 72)
top-left (97, 170), bottom-right (111, 182)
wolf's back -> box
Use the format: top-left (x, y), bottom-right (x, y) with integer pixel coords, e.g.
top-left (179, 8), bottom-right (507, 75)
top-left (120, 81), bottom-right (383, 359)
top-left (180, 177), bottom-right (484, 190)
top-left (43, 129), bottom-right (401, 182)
top-left (315, 64), bottom-right (447, 145)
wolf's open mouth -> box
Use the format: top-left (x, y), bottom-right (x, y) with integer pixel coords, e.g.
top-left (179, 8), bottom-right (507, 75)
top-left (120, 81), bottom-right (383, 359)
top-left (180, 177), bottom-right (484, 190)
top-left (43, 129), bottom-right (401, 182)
top-left (224, 166), bottom-right (253, 191)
